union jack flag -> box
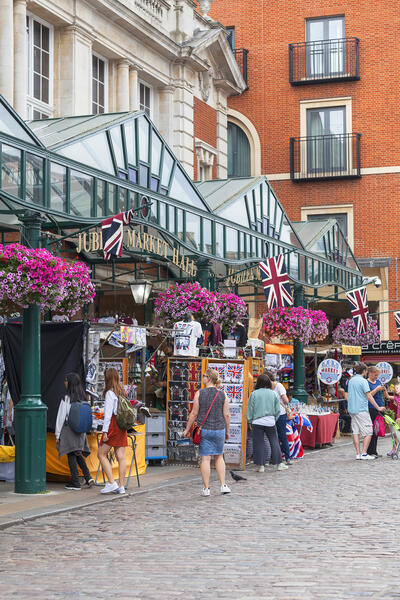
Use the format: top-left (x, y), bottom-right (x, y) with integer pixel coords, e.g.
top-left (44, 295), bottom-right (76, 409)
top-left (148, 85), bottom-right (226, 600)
top-left (395, 312), bottom-right (400, 339)
top-left (209, 364), bottom-right (226, 380)
top-left (102, 209), bottom-right (135, 260)
top-left (259, 256), bottom-right (293, 308)
top-left (346, 286), bottom-right (369, 334)
top-left (188, 382), bottom-right (199, 400)
top-left (226, 363), bottom-right (244, 383)
top-left (225, 385), bottom-right (243, 402)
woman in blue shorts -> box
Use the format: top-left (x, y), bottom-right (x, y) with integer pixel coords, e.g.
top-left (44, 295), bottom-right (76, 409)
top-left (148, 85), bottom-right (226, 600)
top-left (183, 368), bottom-right (231, 497)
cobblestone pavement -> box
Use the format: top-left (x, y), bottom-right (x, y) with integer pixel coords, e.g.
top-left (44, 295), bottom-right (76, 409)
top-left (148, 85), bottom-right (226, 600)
top-left (1, 438), bottom-right (400, 599)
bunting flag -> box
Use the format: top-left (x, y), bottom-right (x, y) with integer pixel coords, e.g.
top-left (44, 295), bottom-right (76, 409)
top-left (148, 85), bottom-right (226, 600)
top-left (102, 208), bottom-right (135, 260)
top-left (346, 286), bottom-right (369, 334)
top-left (395, 312), bottom-right (400, 339)
top-left (258, 256), bottom-right (293, 308)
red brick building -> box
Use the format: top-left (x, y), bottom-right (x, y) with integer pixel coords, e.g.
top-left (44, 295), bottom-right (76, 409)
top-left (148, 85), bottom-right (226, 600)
top-left (207, 0), bottom-right (400, 339)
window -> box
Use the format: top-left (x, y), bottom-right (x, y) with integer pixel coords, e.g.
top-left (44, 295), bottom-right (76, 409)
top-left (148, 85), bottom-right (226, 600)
top-left (92, 54), bottom-right (107, 114)
top-left (227, 122), bottom-right (251, 177)
top-left (139, 82), bottom-right (152, 117)
top-left (226, 27), bottom-right (235, 50)
top-left (306, 16), bottom-right (345, 78)
top-left (307, 106), bottom-right (346, 172)
top-left (26, 15), bottom-right (53, 118)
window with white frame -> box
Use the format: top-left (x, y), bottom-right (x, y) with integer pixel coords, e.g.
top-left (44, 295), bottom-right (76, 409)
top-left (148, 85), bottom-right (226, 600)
top-left (92, 54), bottom-right (108, 114)
top-left (139, 82), bottom-right (152, 117)
top-left (301, 204), bottom-right (354, 249)
top-left (26, 14), bottom-right (53, 118)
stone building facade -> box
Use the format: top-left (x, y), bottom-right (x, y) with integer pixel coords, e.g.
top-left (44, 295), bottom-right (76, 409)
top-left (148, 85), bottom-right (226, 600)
top-left (0, 0), bottom-right (246, 180)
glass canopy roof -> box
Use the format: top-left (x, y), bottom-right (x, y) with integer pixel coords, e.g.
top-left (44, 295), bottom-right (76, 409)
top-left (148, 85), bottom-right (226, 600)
top-left (29, 111), bottom-right (210, 212)
top-left (0, 95), bottom-right (363, 290)
top-left (292, 219), bottom-right (358, 271)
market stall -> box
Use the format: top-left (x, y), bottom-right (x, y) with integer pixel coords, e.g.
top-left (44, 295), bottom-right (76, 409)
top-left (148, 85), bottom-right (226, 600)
top-left (298, 413), bottom-right (339, 448)
top-left (166, 356), bottom-right (259, 470)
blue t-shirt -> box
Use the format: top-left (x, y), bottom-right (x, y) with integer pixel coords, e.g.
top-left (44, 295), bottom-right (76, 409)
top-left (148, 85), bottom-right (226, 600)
top-left (368, 380), bottom-right (384, 407)
top-left (348, 374), bottom-right (370, 414)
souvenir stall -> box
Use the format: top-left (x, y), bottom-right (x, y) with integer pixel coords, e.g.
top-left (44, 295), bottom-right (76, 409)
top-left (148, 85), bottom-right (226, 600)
top-left (167, 356), bottom-right (254, 470)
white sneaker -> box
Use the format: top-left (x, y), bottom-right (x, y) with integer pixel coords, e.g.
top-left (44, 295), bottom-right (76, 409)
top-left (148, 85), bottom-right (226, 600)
top-left (201, 487), bottom-right (210, 497)
top-left (277, 463), bottom-right (289, 470)
top-left (221, 484), bottom-right (231, 494)
top-left (355, 454), bottom-right (362, 460)
top-left (361, 454), bottom-right (376, 460)
top-left (257, 465), bottom-right (265, 472)
top-left (100, 481), bottom-right (119, 494)
top-left (116, 486), bottom-right (126, 494)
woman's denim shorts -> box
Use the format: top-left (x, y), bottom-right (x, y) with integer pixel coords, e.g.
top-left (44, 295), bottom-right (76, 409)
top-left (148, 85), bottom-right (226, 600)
top-left (199, 428), bottom-right (225, 456)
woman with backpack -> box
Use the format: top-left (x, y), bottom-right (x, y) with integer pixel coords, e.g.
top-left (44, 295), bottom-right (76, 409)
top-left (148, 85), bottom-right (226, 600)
top-left (55, 372), bottom-right (94, 491)
top-left (98, 368), bottom-right (128, 495)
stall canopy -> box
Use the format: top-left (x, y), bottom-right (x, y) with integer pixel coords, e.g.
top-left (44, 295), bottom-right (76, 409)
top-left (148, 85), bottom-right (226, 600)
top-left (0, 94), bottom-right (363, 292)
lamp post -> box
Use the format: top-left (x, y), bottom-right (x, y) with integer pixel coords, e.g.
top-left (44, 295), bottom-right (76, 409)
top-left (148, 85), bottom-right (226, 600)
top-left (14, 212), bottom-right (47, 493)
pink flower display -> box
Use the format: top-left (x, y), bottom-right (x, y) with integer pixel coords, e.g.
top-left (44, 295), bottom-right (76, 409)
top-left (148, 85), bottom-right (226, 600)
top-left (332, 317), bottom-right (380, 346)
top-left (0, 243), bottom-right (95, 316)
top-left (154, 282), bottom-right (247, 333)
top-left (263, 306), bottom-right (329, 345)
top-left (54, 261), bottom-right (96, 317)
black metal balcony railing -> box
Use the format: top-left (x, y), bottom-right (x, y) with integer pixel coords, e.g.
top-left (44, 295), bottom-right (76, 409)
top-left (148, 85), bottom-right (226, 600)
top-left (290, 133), bottom-right (361, 181)
top-left (289, 37), bottom-right (360, 85)
top-left (233, 48), bottom-right (249, 87)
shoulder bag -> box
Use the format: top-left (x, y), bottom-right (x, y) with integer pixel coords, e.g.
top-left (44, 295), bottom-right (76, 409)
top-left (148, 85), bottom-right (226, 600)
top-left (190, 389), bottom-right (221, 445)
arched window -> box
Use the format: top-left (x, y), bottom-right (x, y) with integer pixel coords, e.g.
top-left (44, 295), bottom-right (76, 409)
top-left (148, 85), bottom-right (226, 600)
top-left (227, 122), bottom-right (251, 177)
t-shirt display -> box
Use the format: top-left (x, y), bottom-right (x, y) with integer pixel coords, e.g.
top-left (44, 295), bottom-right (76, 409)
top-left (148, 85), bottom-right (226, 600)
top-left (173, 320), bottom-right (203, 357)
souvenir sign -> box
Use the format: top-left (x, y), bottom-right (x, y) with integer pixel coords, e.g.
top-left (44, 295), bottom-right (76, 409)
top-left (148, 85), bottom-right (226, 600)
top-left (376, 361), bottom-right (393, 385)
top-left (317, 359), bottom-right (342, 385)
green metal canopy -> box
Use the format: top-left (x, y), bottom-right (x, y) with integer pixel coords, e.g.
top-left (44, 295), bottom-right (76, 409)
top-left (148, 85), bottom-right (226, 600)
top-left (0, 95), bottom-right (363, 290)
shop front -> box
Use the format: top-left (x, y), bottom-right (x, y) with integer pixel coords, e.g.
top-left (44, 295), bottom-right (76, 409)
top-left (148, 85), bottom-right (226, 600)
top-left (0, 95), bottom-right (364, 491)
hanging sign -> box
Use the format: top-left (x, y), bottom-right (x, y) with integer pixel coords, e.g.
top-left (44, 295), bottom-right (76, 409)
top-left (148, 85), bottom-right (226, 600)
top-left (317, 359), bottom-right (342, 385)
top-left (342, 345), bottom-right (362, 355)
top-left (375, 361), bottom-right (393, 384)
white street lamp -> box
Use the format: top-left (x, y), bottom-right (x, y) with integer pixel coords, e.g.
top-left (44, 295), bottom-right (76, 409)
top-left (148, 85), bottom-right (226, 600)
top-left (130, 270), bottom-right (152, 304)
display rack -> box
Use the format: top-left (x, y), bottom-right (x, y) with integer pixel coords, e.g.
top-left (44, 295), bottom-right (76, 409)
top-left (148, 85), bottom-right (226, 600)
top-left (166, 357), bottom-right (252, 469)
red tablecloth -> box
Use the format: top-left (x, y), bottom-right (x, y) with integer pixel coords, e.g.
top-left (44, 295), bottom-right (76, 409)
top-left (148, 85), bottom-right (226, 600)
top-left (298, 413), bottom-right (339, 449)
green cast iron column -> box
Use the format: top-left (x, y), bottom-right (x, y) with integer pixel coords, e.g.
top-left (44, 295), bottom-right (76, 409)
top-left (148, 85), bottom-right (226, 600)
top-left (292, 284), bottom-right (308, 404)
top-left (197, 259), bottom-right (211, 290)
top-left (15, 212), bottom-right (47, 494)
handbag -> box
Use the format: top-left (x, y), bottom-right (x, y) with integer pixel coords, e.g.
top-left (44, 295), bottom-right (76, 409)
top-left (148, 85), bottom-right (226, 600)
top-left (190, 389), bottom-right (220, 445)
top-left (373, 414), bottom-right (386, 437)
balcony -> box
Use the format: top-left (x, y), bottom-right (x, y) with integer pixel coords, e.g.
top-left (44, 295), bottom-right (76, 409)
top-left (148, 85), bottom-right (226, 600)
top-left (289, 37), bottom-right (360, 85)
top-left (233, 48), bottom-right (249, 87)
top-left (290, 133), bottom-right (361, 181)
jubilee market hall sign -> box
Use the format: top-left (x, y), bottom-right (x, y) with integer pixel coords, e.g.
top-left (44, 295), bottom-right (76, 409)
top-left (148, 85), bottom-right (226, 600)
top-left (76, 229), bottom-right (196, 277)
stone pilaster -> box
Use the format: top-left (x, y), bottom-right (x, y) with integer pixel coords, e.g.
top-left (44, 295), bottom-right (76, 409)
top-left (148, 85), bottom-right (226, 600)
top-left (13, 0), bottom-right (27, 117)
top-left (57, 25), bottom-right (93, 116)
top-left (0, 0), bottom-right (14, 104)
top-left (172, 63), bottom-right (194, 177)
top-left (116, 60), bottom-right (130, 112)
top-left (158, 85), bottom-right (175, 146)
top-left (129, 67), bottom-right (139, 111)
top-left (215, 87), bottom-right (228, 178)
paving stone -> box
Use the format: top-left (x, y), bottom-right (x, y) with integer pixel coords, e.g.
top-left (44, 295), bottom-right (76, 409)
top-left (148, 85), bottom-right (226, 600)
top-left (1, 438), bottom-right (399, 598)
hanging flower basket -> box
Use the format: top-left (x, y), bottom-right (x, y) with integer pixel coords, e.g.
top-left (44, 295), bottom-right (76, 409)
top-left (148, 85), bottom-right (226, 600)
top-left (332, 317), bottom-right (380, 346)
top-left (216, 292), bottom-right (247, 335)
top-left (0, 243), bottom-right (95, 316)
top-left (262, 306), bottom-right (329, 345)
top-left (54, 261), bottom-right (96, 317)
top-left (154, 282), bottom-right (220, 327)
top-left (154, 282), bottom-right (247, 333)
